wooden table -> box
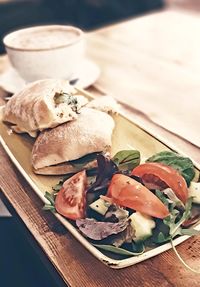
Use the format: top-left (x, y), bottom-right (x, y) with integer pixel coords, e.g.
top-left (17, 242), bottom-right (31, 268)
top-left (1, 8), bottom-right (200, 287)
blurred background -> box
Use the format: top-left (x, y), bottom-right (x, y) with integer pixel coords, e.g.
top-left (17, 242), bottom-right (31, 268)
top-left (0, 0), bottom-right (165, 53)
top-left (0, 0), bottom-right (199, 286)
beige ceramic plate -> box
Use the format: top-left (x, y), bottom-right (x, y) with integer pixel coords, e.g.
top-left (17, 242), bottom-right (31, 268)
top-left (0, 88), bottom-right (200, 269)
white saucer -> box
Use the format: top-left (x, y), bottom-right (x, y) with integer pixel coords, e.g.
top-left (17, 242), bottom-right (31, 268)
top-left (0, 58), bottom-right (100, 94)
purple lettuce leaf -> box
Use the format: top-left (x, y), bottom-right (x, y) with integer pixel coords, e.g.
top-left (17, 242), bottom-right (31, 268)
top-left (76, 218), bottom-right (128, 240)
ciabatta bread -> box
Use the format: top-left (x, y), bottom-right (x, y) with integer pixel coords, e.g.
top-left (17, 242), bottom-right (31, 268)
top-left (3, 79), bottom-right (88, 137)
top-left (32, 107), bottom-right (115, 173)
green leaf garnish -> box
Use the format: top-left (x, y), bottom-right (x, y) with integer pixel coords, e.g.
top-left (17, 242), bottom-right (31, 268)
top-left (180, 228), bottom-right (200, 236)
top-left (155, 232), bottom-right (171, 243)
top-left (52, 181), bottom-right (63, 192)
top-left (146, 151), bottom-right (195, 186)
top-left (93, 243), bottom-right (145, 256)
top-left (163, 188), bottom-right (184, 209)
top-left (155, 190), bottom-right (170, 207)
top-left (154, 197), bottom-right (200, 245)
top-left (169, 197), bottom-right (193, 237)
top-left (112, 150), bottom-right (140, 170)
top-left (43, 192), bottom-right (56, 213)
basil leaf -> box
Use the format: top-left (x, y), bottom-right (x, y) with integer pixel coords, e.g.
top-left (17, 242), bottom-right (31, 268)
top-left (93, 243), bottom-right (144, 256)
top-left (112, 150), bottom-right (140, 170)
top-left (146, 151), bottom-right (195, 186)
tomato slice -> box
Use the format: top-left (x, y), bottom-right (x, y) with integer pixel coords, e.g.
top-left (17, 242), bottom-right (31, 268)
top-left (55, 170), bottom-right (87, 220)
top-left (107, 174), bottom-right (169, 219)
top-left (131, 162), bottom-right (188, 204)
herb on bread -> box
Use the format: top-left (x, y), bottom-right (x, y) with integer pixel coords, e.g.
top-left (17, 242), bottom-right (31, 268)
top-left (54, 92), bottom-right (78, 112)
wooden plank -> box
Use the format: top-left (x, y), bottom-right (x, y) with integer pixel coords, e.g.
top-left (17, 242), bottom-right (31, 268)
top-left (86, 10), bottom-right (200, 148)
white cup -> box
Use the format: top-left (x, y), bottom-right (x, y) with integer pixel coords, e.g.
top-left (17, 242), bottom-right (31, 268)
top-left (3, 25), bottom-right (85, 82)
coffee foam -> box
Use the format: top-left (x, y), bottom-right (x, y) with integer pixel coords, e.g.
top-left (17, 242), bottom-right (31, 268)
top-left (5, 27), bottom-right (80, 50)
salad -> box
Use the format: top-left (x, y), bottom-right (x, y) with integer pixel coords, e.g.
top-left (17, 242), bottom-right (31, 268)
top-left (43, 150), bottom-right (200, 271)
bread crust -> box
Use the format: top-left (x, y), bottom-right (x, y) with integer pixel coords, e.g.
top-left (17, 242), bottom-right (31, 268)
top-left (32, 107), bottom-right (115, 170)
top-left (3, 79), bottom-right (88, 137)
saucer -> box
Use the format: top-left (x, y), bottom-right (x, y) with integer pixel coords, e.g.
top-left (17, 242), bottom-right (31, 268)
top-left (0, 58), bottom-right (100, 94)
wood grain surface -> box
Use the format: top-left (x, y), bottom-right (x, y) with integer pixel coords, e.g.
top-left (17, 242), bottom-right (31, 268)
top-left (1, 9), bottom-right (200, 287)
top-left (87, 10), bottom-right (200, 164)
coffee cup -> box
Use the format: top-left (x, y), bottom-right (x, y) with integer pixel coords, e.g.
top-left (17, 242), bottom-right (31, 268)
top-left (3, 25), bottom-right (85, 82)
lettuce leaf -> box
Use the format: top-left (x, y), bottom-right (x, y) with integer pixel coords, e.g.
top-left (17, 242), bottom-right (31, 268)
top-left (112, 150), bottom-right (140, 170)
top-left (43, 191), bottom-right (56, 212)
top-left (93, 243), bottom-right (144, 256)
top-left (76, 218), bottom-right (128, 240)
top-left (146, 151), bottom-right (195, 186)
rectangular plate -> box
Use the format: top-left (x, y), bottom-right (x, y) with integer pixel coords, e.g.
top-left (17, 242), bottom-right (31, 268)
top-left (0, 88), bottom-right (200, 269)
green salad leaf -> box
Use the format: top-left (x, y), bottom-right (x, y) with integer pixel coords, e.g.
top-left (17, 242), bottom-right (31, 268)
top-left (167, 197), bottom-right (198, 238)
top-left (44, 191), bottom-right (55, 205)
top-left (52, 181), bottom-right (63, 192)
top-left (153, 195), bottom-right (200, 244)
top-left (163, 188), bottom-right (184, 209)
top-left (155, 232), bottom-right (171, 244)
top-left (155, 190), bottom-right (170, 207)
top-left (43, 191), bottom-right (56, 212)
top-left (93, 243), bottom-right (145, 257)
top-left (112, 150), bottom-right (140, 170)
top-left (146, 151), bottom-right (195, 186)
top-left (167, 197), bottom-right (200, 274)
top-left (69, 152), bottom-right (98, 169)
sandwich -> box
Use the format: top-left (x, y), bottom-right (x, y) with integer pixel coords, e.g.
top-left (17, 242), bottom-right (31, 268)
top-left (32, 107), bottom-right (115, 175)
top-left (3, 79), bottom-right (88, 137)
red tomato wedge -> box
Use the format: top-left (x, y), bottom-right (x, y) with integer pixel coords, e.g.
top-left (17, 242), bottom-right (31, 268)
top-left (55, 170), bottom-right (87, 220)
top-left (107, 174), bottom-right (169, 219)
top-left (131, 163), bottom-right (188, 204)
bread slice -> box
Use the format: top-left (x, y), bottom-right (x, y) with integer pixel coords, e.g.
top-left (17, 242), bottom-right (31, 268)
top-left (32, 107), bottom-right (115, 173)
top-left (3, 79), bottom-right (88, 137)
